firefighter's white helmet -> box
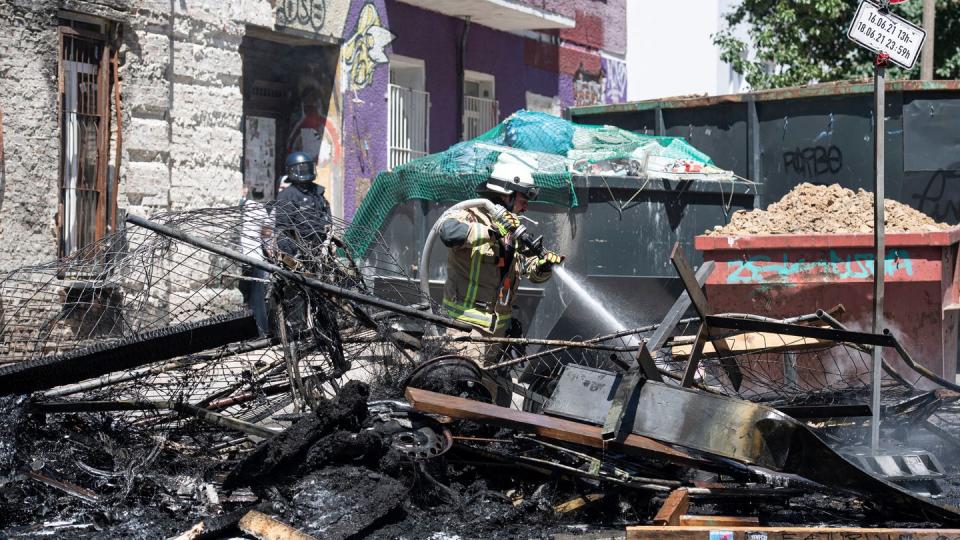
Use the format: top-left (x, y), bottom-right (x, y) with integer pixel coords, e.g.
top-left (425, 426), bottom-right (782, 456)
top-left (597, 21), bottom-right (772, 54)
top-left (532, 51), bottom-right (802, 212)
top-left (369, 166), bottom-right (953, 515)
top-left (485, 154), bottom-right (539, 199)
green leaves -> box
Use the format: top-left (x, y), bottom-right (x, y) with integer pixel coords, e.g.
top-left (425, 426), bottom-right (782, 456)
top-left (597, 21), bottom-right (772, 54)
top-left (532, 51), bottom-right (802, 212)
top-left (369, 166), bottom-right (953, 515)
top-left (713, 0), bottom-right (959, 90)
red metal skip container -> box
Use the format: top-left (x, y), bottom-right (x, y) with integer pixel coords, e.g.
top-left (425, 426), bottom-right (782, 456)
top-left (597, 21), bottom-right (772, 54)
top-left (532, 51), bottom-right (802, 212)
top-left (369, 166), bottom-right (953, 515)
top-left (695, 227), bottom-right (960, 382)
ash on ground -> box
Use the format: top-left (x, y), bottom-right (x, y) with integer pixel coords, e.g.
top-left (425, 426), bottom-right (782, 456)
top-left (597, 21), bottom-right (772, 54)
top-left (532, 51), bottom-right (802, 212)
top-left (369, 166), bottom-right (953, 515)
top-left (3, 381), bottom-right (959, 539)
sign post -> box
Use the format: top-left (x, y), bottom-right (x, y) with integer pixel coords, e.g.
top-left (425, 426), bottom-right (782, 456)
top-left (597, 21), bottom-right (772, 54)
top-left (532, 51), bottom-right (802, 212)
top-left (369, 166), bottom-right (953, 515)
top-left (847, 1), bottom-right (925, 450)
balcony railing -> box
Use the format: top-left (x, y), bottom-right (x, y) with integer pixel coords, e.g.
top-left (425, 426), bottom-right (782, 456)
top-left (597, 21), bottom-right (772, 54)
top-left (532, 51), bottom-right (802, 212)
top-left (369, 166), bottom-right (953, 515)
top-left (463, 95), bottom-right (499, 140)
top-left (388, 84), bottom-right (430, 170)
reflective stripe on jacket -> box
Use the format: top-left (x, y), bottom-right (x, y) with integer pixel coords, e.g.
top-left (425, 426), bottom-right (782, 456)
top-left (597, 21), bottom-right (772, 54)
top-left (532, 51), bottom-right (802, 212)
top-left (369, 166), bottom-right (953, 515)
top-left (441, 207), bottom-right (551, 334)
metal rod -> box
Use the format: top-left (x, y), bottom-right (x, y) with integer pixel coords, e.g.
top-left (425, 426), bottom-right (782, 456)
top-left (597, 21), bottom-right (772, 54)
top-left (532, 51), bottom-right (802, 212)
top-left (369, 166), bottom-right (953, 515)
top-left (427, 334), bottom-right (637, 352)
top-left (871, 60), bottom-right (886, 450)
top-left (125, 214), bottom-right (472, 331)
top-left (921, 0), bottom-right (936, 80)
top-left (480, 320), bottom-right (701, 372)
top-left (884, 330), bottom-right (960, 393)
top-left (815, 309), bottom-right (915, 389)
top-left (704, 315), bottom-right (896, 347)
top-left (173, 401), bottom-right (279, 439)
top-left (41, 357), bottom-right (198, 398)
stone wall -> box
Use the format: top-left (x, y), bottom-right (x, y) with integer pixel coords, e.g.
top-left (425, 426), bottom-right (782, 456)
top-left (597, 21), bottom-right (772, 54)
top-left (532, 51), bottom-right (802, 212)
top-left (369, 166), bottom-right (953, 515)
top-left (0, 0), bottom-right (627, 270)
top-left (0, 1), bottom-right (68, 271)
top-left (120, 0), bottom-right (246, 217)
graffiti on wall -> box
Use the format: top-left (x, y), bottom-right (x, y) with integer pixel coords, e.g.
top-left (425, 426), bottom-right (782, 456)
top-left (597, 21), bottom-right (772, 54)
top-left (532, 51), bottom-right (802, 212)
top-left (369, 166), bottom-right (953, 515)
top-left (342, 3), bottom-right (394, 90)
top-left (286, 53), bottom-right (343, 205)
top-left (601, 56), bottom-right (627, 104)
top-left (781, 145), bottom-right (844, 177)
top-left (276, 0), bottom-right (326, 32)
top-left (573, 64), bottom-right (603, 107)
top-left (274, 0), bottom-right (350, 39)
top-left (911, 169), bottom-right (960, 223)
top-left (725, 250), bottom-right (913, 284)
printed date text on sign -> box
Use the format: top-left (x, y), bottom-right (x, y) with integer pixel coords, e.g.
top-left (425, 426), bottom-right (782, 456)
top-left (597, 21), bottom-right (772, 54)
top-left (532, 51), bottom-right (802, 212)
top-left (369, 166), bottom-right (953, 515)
top-left (847, 1), bottom-right (926, 70)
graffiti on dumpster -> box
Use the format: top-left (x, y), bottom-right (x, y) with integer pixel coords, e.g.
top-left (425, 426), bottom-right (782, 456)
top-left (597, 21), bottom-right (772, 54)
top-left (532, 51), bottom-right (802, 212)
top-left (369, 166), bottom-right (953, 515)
top-left (726, 249), bottom-right (913, 284)
top-left (910, 169), bottom-right (960, 223)
top-left (781, 145), bottom-right (843, 178)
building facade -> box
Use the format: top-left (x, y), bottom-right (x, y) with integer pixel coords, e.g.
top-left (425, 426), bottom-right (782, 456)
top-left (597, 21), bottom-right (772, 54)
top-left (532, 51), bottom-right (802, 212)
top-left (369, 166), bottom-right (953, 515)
top-left (626, 0), bottom-right (747, 102)
top-left (0, 0), bottom-right (627, 271)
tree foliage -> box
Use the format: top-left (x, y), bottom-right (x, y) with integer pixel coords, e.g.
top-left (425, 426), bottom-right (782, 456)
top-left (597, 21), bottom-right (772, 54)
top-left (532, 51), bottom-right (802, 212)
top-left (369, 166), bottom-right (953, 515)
top-left (714, 0), bottom-right (960, 90)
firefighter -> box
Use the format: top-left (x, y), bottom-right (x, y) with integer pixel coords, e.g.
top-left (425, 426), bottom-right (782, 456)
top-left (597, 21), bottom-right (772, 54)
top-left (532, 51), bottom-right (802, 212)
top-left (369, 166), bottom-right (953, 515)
top-left (438, 156), bottom-right (564, 365)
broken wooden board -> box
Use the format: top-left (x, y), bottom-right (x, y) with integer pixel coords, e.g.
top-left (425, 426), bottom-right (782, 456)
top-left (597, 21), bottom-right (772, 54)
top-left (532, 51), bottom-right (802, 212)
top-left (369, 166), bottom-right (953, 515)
top-left (677, 515), bottom-right (760, 527)
top-left (554, 493), bottom-right (605, 513)
top-left (670, 332), bottom-right (832, 360)
top-left (626, 527), bottom-right (960, 540)
top-left (653, 488), bottom-right (689, 526)
top-left (238, 510), bottom-right (315, 540)
top-left (404, 387), bottom-right (709, 469)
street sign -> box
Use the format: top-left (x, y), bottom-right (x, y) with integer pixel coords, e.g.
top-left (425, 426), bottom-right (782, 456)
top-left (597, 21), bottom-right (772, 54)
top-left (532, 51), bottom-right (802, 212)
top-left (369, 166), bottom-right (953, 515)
top-left (847, 1), bottom-right (926, 69)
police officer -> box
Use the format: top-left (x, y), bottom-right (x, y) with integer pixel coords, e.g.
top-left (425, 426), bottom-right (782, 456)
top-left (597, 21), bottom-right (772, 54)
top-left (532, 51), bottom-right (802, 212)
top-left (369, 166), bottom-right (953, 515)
top-left (273, 151), bottom-right (331, 263)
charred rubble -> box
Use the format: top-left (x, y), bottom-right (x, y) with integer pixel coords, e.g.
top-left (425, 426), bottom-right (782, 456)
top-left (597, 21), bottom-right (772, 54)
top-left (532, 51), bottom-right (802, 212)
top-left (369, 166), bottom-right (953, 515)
top-left (2, 206), bottom-right (960, 538)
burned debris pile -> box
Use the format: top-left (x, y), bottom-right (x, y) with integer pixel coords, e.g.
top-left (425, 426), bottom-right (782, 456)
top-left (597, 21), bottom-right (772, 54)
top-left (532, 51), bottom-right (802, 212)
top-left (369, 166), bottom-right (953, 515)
top-left (2, 204), bottom-right (960, 537)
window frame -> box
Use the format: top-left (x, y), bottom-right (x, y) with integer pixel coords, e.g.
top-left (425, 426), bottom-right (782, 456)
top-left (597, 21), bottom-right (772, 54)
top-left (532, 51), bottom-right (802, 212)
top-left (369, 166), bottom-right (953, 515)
top-left (56, 22), bottom-right (115, 260)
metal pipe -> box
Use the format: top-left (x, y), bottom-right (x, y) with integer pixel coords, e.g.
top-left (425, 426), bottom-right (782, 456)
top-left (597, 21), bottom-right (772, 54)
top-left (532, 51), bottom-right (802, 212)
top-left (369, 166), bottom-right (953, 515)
top-left (41, 357), bottom-right (197, 398)
top-left (426, 334), bottom-right (637, 352)
top-left (884, 329), bottom-right (960, 393)
top-left (126, 214), bottom-right (472, 331)
top-left (814, 309), bottom-right (915, 389)
top-left (33, 399), bottom-right (280, 439)
top-left (871, 60), bottom-right (887, 450)
top-left (481, 318), bottom-right (701, 372)
top-left (921, 0), bottom-right (936, 81)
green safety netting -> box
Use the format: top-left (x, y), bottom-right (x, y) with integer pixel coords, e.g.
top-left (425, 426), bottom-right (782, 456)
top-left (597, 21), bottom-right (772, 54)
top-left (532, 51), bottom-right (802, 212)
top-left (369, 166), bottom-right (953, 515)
top-left (344, 110), bottom-right (730, 258)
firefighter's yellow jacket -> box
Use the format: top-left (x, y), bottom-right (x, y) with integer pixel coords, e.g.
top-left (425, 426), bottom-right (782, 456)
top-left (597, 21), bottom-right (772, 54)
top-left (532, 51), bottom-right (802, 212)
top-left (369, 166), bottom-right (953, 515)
top-left (439, 207), bottom-right (552, 334)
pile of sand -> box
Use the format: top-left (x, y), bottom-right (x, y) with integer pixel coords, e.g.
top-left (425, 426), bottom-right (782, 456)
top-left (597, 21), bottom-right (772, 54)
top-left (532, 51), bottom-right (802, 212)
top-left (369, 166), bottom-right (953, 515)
top-left (706, 183), bottom-right (949, 236)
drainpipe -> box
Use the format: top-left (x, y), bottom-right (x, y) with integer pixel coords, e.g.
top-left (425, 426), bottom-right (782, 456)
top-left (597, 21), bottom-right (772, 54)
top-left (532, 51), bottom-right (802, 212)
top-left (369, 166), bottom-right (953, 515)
top-left (456, 17), bottom-right (471, 141)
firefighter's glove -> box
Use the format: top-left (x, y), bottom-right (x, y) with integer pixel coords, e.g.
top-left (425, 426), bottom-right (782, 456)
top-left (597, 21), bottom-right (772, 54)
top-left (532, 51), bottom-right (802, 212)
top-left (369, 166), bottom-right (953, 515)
top-left (536, 251), bottom-right (565, 272)
top-left (493, 210), bottom-right (521, 238)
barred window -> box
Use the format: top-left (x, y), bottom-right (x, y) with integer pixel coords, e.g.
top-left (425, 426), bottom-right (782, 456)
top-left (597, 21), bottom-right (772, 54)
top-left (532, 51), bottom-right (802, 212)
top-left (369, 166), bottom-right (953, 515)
top-left (58, 20), bottom-right (115, 258)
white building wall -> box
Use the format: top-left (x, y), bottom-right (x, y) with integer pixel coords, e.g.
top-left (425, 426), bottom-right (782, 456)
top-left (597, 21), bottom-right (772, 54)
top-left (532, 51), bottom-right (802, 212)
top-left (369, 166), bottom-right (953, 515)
top-left (626, 0), bottom-right (746, 102)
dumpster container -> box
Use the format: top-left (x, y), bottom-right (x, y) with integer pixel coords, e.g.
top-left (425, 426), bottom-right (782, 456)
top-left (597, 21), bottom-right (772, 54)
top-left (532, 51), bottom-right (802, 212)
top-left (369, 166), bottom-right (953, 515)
top-left (695, 228), bottom-right (960, 383)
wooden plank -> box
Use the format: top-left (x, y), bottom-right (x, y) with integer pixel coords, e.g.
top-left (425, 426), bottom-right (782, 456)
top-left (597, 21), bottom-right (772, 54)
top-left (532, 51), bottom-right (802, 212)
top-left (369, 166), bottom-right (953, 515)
top-left (554, 493), bottom-right (604, 513)
top-left (680, 324), bottom-right (707, 388)
top-left (626, 526), bottom-right (960, 540)
top-left (94, 40), bottom-right (111, 241)
top-left (670, 243), bottom-right (712, 318)
top-left (602, 261), bottom-right (713, 442)
top-left (653, 488), bottom-right (689, 526)
top-left (647, 260), bottom-right (715, 352)
top-left (110, 46), bottom-right (121, 234)
top-left (670, 244), bottom-right (742, 389)
top-left (678, 515), bottom-right (760, 527)
top-left (238, 510), bottom-right (315, 540)
top-left (671, 332), bottom-right (832, 359)
top-left (404, 387), bottom-right (707, 468)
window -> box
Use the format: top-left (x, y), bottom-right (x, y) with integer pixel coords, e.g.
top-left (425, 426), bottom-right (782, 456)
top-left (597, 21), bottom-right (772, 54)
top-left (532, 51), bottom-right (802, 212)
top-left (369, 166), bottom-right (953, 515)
top-left (387, 56), bottom-right (430, 169)
top-left (462, 70), bottom-right (498, 140)
top-left (58, 17), bottom-right (116, 258)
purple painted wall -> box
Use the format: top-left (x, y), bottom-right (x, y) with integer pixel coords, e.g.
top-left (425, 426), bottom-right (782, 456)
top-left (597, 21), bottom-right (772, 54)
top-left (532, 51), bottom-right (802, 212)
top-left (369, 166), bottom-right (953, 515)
top-left (385, 1), bottom-right (564, 153)
top-left (340, 0), bottom-right (390, 221)
top-left (337, 0), bottom-right (627, 220)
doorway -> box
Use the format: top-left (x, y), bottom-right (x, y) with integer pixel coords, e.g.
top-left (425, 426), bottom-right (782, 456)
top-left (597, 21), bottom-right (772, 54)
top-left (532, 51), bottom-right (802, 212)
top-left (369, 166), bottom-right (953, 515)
top-left (240, 31), bottom-right (342, 216)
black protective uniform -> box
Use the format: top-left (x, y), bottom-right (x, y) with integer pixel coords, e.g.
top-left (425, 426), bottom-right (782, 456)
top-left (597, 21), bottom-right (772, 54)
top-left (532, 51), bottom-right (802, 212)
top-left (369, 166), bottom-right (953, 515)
top-left (272, 181), bottom-right (331, 259)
